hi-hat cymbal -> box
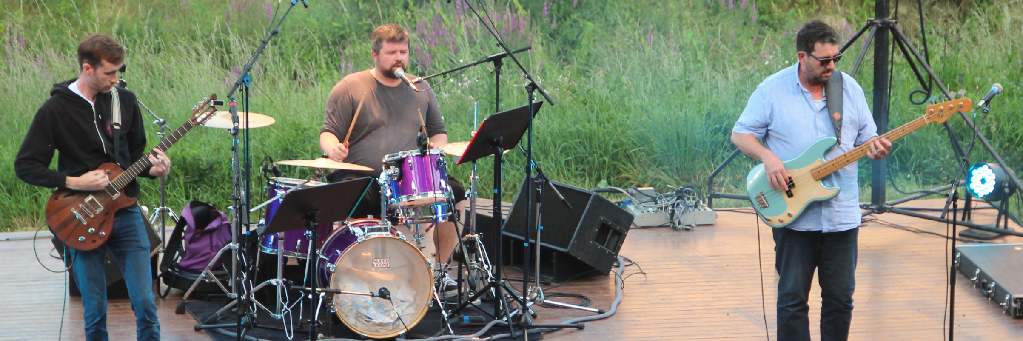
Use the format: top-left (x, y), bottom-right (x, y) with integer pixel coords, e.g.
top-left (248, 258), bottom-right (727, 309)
top-left (203, 111), bottom-right (276, 129)
top-left (441, 141), bottom-right (471, 157)
top-left (276, 158), bottom-right (373, 171)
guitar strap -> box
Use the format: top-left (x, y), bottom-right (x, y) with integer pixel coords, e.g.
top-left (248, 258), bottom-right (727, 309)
top-left (109, 87), bottom-right (123, 166)
top-left (825, 70), bottom-right (843, 145)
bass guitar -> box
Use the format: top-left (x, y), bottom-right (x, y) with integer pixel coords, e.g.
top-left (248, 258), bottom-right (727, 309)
top-left (47, 94), bottom-right (218, 250)
top-left (746, 98), bottom-right (972, 227)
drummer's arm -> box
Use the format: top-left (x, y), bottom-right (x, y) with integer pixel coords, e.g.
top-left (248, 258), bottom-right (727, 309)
top-left (428, 133), bottom-right (448, 149)
top-left (320, 132), bottom-right (349, 162)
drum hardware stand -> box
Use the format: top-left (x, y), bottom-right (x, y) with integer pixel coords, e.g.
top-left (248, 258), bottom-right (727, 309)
top-left (256, 178), bottom-right (371, 341)
top-left (443, 101), bottom-right (582, 339)
top-left (136, 98), bottom-right (179, 250)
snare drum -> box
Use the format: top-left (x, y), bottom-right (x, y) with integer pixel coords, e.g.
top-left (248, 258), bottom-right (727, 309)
top-left (381, 149), bottom-right (452, 208)
top-left (259, 177), bottom-right (332, 258)
top-left (317, 218), bottom-right (433, 339)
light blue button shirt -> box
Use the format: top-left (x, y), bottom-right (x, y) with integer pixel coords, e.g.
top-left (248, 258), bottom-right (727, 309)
top-left (733, 62), bottom-right (878, 232)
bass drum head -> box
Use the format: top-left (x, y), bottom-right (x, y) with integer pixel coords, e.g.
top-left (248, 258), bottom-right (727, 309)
top-left (329, 235), bottom-right (433, 338)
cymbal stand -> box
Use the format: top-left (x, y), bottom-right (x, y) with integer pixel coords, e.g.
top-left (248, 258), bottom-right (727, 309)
top-left (188, 2), bottom-right (307, 339)
top-left (137, 98), bottom-right (179, 251)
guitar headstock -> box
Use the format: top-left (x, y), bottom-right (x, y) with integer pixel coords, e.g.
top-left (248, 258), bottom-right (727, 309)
top-left (190, 94), bottom-right (219, 126)
top-left (923, 98), bottom-right (972, 124)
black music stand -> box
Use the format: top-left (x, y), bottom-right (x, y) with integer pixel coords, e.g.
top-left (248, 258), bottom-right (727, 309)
top-left (256, 177), bottom-right (371, 341)
top-left (449, 102), bottom-right (570, 338)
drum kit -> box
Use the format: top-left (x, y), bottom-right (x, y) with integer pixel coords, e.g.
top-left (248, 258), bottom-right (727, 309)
top-left (180, 110), bottom-right (484, 339)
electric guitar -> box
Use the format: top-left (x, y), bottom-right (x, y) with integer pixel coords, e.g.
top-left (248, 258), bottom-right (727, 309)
top-left (46, 94), bottom-right (218, 251)
top-left (746, 98), bottom-right (972, 227)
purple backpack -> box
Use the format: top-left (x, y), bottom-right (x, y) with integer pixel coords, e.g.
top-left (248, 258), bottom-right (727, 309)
top-left (176, 201), bottom-right (232, 272)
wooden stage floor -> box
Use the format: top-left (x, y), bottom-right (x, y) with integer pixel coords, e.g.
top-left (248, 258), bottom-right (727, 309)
top-left (2, 199), bottom-right (1022, 340)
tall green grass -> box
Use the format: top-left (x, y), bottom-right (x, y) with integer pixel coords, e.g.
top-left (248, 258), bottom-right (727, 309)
top-left (2, 0), bottom-right (1021, 231)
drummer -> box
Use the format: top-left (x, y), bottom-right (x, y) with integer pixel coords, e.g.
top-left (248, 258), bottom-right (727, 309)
top-left (319, 23), bottom-right (465, 290)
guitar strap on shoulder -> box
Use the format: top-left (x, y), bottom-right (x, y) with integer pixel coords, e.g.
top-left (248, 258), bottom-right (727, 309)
top-left (109, 87), bottom-right (123, 166)
top-left (825, 70), bottom-right (844, 145)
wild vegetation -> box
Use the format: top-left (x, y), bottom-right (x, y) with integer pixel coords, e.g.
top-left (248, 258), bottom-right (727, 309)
top-left (1, 0), bottom-right (1020, 231)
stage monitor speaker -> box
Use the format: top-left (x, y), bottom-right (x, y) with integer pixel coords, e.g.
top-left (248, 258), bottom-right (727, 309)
top-left (501, 180), bottom-right (633, 281)
top-left (52, 215), bottom-right (161, 298)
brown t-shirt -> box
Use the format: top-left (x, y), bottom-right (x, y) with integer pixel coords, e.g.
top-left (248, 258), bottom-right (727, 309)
top-left (321, 69), bottom-right (445, 175)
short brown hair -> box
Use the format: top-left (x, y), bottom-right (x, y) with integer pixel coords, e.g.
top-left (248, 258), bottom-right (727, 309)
top-left (77, 34), bottom-right (125, 70)
top-left (371, 24), bottom-right (409, 54)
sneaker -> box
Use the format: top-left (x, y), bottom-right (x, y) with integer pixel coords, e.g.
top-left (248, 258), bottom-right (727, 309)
top-left (438, 273), bottom-right (458, 292)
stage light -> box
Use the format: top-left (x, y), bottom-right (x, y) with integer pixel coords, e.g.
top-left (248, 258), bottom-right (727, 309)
top-left (966, 163), bottom-right (1016, 201)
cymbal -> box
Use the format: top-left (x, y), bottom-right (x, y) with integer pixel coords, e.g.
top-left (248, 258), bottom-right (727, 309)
top-left (203, 111), bottom-right (276, 129)
top-left (275, 158), bottom-right (373, 171)
top-left (441, 141), bottom-right (471, 157)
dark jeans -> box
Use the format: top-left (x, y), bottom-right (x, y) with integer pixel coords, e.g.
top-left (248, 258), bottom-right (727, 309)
top-left (69, 206), bottom-right (160, 341)
top-left (773, 227), bottom-right (858, 341)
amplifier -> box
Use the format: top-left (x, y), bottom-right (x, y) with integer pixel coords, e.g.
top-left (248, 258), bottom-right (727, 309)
top-left (955, 243), bottom-right (1023, 318)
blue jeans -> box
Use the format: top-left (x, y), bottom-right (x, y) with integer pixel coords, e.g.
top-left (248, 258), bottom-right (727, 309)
top-left (69, 206), bottom-right (160, 341)
top-left (773, 227), bottom-right (857, 341)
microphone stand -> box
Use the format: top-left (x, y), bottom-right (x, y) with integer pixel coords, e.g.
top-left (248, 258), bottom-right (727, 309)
top-left (137, 98), bottom-right (179, 251)
top-left (189, 2), bottom-right (307, 340)
top-left (462, 1), bottom-right (582, 338)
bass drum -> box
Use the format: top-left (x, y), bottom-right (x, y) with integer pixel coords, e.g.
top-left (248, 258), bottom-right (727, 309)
top-left (318, 218), bottom-right (433, 339)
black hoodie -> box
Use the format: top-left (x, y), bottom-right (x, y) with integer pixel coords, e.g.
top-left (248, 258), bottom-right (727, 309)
top-left (14, 79), bottom-right (154, 198)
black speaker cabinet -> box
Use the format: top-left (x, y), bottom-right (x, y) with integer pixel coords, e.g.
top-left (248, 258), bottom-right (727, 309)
top-left (500, 180), bottom-right (633, 281)
top-left (53, 215), bottom-right (161, 298)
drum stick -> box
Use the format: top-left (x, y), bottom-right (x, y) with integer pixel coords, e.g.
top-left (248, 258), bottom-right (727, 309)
top-left (417, 108), bottom-right (429, 147)
top-left (343, 92), bottom-right (368, 147)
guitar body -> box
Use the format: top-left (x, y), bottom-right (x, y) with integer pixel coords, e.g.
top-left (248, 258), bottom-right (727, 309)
top-left (47, 163), bottom-right (138, 251)
top-left (746, 137), bottom-right (840, 228)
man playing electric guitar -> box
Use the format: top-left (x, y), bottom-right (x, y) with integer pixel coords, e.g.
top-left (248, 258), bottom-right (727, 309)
top-left (14, 34), bottom-right (167, 340)
top-left (731, 21), bottom-right (891, 341)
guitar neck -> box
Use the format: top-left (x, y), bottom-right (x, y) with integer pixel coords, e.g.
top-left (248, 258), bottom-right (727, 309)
top-left (810, 115), bottom-right (931, 181)
top-left (109, 119), bottom-right (199, 190)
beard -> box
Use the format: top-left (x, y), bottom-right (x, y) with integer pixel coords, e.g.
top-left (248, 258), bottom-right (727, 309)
top-left (380, 64), bottom-right (404, 79)
top-left (813, 69), bottom-right (834, 85)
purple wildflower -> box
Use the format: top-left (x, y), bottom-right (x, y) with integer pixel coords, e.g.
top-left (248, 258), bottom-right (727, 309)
top-left (646, 26), bottom-right (654, 47)
top-left (728, 0), bottom-right (734, 10)
top-left (709, 38), bottom-right (714, 46)
top-left (573, 0), bottom-right (578, 8)
top-left (18, 35), bottom-right (25, 48)
top-left (741, 0), bottom-right (747, 11)
top-left (183, 0), bottom-right (188, 11)
top-left (542, 2), bottom-right (549, 18)
top-left (753, 36), bottom-right (758, 44)
top-left (266, 2), bottom-right (273, 20)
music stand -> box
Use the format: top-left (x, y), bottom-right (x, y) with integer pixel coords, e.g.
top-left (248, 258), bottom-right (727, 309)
top-left (457, 101), bottom-right (542, 165)
top-left (449, 102), bottom-right (568, 337)
top-left (256, 177), bottom-right (371, 341)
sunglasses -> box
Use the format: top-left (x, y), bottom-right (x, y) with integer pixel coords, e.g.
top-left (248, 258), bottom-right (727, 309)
top-left (807, 52), bottom-right (842, 66)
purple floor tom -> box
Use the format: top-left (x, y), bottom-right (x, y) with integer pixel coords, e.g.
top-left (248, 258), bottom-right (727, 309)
top-left (259, 177), bottom-right (332, 259)
top-left (381, 149), bottom-right (452, 208)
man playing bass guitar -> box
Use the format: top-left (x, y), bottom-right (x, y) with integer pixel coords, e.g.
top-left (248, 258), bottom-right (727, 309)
top-left (731, 21), bottom-right (891, 341)
top-left (14, 34), bottom-right (167, 340)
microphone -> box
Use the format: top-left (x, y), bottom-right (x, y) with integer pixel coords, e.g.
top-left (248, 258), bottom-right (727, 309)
top-left (394, 67), bottom-right (420, 92)
top-left (976, 83), bottom-right (1003, 108)
top-left (266, 156), bottom-right (283, 177)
